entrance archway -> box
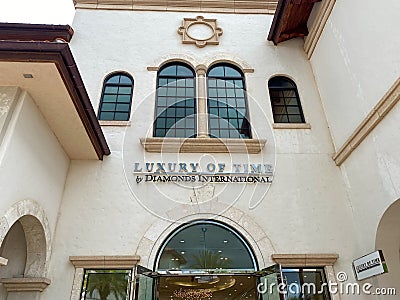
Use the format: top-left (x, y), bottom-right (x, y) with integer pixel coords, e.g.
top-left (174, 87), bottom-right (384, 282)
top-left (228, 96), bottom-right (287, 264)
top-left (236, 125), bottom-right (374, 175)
top-left (375, 198), bottom-right (400, 293)
top-left (135, 220), bottom-right (283, 300)
top-left (155, 220), bottom-right (257, 273)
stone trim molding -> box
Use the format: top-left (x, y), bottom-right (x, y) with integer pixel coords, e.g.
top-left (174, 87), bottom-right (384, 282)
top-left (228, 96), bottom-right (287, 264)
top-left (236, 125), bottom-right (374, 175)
top-left (0, 199), bottom-right (51, 277)
top-left (178, 16), bottom-right (223, 48)
top-left (146, 54), bottom-right (254, 74)
top-left (99, 120), bottom-right (131, 126)
top-left (0, 277), bottom-right (51, 292)
top-left (69, 255), bottom-right (140, 268)
top-left (140, 137), bottom-right (266, 153)
top-left (0, 256), bottom-right (8, 266)
top-left (304, 0), bottom-right (336, 59)
top-left (272, 123), bottom-right (311, 129)
top-left (74, 0), bottom-right (278, 14)
top-left (333, 78), bottom-right (400, 166)
top-left (136, 203), bottom-right (276, 270)
top-left (271, 253), bottom-right (339, 266)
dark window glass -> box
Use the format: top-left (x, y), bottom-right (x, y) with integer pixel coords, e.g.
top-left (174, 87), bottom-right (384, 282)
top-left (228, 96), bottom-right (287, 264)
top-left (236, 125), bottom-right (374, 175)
top-left (80, 269), bottom-right (132, 300)
top-left (154, 63), bottom-right (196, 138)
top-left (98, 73), bottom-right (133, 121)
top-left (207, 64), bottom-right (251, 139)
top-left (268, 76), bottom-right (305, 123)
top-left (282, 268), bottom-right (331, 300)
top-left (157, 221), bottom-right (256, 273)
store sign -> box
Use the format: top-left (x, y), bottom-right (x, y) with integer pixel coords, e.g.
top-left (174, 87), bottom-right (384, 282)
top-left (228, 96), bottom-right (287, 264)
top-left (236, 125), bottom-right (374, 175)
top-left (353, 250), bottom-right (388, 281)
top-left (133, 162), bottom-right (273, 184)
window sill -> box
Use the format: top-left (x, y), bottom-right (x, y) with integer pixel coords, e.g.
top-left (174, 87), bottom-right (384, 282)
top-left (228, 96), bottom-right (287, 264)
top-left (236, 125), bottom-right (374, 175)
top-left (0, 277), bottom-right (51, 292)
top-left (272, 123), bottom-right (311, 129)
top-left (140, 137), bottom-right (266, 153)
top-left (99, 120), bottom-right (131, 126)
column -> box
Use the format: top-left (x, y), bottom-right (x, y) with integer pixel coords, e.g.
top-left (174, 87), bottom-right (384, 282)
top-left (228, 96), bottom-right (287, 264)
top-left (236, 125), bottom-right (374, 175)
top-left (195, 65), bottom-right (209, 138)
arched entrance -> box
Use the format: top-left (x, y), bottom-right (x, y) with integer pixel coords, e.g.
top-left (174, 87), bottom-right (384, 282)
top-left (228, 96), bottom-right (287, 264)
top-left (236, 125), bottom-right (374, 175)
top-left (375, 199), bottom-right (400, 294)
top-left (136, 220), bottom-right (282, 300)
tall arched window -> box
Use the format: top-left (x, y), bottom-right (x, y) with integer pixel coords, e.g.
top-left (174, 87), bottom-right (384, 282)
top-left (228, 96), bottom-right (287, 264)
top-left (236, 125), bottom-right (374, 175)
top-left (154, 63), bottom-right (196, 138)
top-left (207, 64), bottom-right (251, 139)
top-left (98, 72), bottom-right (133, 121)
top-left (268, 76), bottom-right (305, 123)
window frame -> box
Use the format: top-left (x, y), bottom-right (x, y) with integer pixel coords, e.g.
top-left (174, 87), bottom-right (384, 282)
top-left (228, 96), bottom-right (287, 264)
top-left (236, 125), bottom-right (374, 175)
top-left (153, 62), bottom-right (197, 138)
top-left (206, 63), bottom-right (252, 139)
top-left (268, 76), bottom-right (305, 124)
top-left (281, 267), bottom-right (332, 300)
top-left (98, 72), bottom-right (134, 122)
top-left (80, 268), bottom-right (133, 300)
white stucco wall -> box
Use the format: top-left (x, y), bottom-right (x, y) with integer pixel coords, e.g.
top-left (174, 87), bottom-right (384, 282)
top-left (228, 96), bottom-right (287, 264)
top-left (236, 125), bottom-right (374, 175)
top-left (41, 8), bottom-right (364, 300)
top-left (311, 0), bottom-right (400, 148)
top-left (0, 88), bottom-right (70, 283)
top-left (310, 1), bottom-right (400, 297)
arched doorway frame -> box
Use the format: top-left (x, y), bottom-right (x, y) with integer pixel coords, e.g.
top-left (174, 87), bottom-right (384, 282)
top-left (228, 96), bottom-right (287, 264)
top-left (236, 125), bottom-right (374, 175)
top-left (0, 199), bottom-right (51, 277)
top-left (136, 203), bottom-right (276, 271)
top-left (375, 198), bottom-right (400, 292)
top-left (154, 219), bottom-right (259, 272)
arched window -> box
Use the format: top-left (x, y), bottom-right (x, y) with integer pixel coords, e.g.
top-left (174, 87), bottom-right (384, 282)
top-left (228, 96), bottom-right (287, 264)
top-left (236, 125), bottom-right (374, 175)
top-left (98, 73), bottom-right (133, 121)
top-left (154, 63), bottom-right (196, 138)
top-left (207, 64), bottom-right (251, 139)
top-left (156, 220), bottom-right (257, 273)
top-left (268, 76), bottom-right (305, 123)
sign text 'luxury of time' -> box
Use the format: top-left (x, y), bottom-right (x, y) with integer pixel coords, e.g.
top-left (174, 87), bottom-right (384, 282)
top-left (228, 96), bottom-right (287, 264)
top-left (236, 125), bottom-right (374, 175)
top-left (133, 162), bottom-right (273, 184)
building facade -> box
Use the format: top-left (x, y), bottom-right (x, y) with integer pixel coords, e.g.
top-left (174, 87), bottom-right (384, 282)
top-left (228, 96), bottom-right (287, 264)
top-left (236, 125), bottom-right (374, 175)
top-left (0, 0), bottom-right (399, 299)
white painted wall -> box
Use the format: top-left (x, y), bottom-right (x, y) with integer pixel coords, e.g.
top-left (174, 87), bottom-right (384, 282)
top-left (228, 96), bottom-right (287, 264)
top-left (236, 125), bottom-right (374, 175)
top-left (311, 0), bottom-right (400, 148)
top-left (43, 8), bottom-right (360, 300)
top-left (0, 87), bottom-right (70, 287)
top-left (310, 1), bottom-right (400, 297)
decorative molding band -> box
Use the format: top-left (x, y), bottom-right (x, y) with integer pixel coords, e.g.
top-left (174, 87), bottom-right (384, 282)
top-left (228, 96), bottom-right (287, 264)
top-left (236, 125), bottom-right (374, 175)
top-left (0, 256), bottom-right (8, 266)
top-left (140, 137), bottom-right (266, 153)
top-left (74, 0), bottom-right (278, 14)
top-left (272, 123), bottom-right (311, 129)
top-left (69, 255), bottom-right (141, 268)
top-left (0, 277), bottom-right (51, 292)
top-left (304, 0), bottom-right (336, 59)
top-left (333, 78), bottom-right (400, 166)
top-left (99, 120), bottom-right (131, 126)
top-left (272, 254), bottom-right (339, 266)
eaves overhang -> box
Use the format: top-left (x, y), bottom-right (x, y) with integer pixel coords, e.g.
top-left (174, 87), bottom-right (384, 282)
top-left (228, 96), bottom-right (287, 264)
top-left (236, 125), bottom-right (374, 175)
top-left (0, 23), bottom-right (110, 160)
top-left (268, 0), bottom-right (321, 45)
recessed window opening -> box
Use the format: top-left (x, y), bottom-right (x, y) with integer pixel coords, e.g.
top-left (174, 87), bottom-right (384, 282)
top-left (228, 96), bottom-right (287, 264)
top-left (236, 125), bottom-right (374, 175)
top-left (207, 64), bottom-right (251, 139)
top-left (268, 76), bottom-right (305, 123)
top-left (98, 72), bottom-right (134, 121)
top-left (154, 63), bottom-right (196, 138)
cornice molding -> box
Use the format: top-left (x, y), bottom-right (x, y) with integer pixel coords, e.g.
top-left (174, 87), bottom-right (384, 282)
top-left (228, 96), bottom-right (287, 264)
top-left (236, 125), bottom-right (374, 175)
top-left (140, 137), bottom-right (266, 153)
top-left (333, 78), bottom-right (400, 166)
top-left (272, 253), bottom-right (339, 266)
top-left (74, 0), bottom-right (278, 14)
top-left (304, 0), bottom-right (336, 59)
top-left (0, 277), bottom-right (51, 292)
top-left (0, 23), bottom-right (73, 42)
top-left (69, 255), bottom-right (141, 268)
